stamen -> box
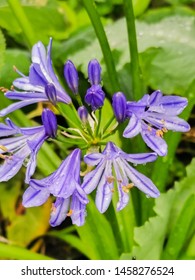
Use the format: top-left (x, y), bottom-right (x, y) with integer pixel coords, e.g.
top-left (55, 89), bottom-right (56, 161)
top-left (0, 145), bottom-right (8, 152)
top-left (156, 129), bottom-right (164, 137)
top-left (162, 127), bottom-right (168, 133)
top-left (51, 203), bottom-right (56, 213)
top-left (0, 87), bottom-right (9, 93)
top-left (122, 183), bottom-right (134, 193)
top-left (106, 176), bottom-right (115, 183)
top-left (147, 125), bottom-right (152, 132)
top-left (67, 209), bottom-right (73, 216)
top-left (13, 65), bottom-right (26, 77)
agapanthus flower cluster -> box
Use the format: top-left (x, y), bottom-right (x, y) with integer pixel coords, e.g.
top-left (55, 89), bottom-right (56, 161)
top-left (0, 38), bottom-right (190, 227)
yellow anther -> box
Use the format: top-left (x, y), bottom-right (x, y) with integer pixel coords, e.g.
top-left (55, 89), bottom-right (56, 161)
top-left (161, 119), bottom-right (165, 124)
top-left (156, 129), bottom-right (164, 137)
top-left (107, 176), bottom-right (115, 184)
top-left (67, 209), bottom-right (73, 217)
top-left (51, 203), bottom-right (56, 213)
top-left (0, 145), bottom-right (8, 152)
top-left (147, 125), bottom-right (152, 132)
top-left (162, 127), bottom-right (168, 133)
top-left (122, 183), bottom-right (134, 193)
top-left (0, 87), bottom-right (9, 93)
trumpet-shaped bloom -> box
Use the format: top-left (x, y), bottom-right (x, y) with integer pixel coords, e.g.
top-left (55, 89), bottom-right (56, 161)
top-left (0, 38), bottom-right (71, 117)
top-left (123, 90), bottom-right (190, 156)
top-left (22, 149), bottom-right (88, 227)
top-left (0, 109), bottom-right (57, 183)
top-left (82, 142), bottom-right (159, 213)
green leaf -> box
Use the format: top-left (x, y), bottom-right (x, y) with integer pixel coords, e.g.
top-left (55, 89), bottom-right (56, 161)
top-left (162, 194), bottom-right (195, 259)
top-left (0, 28), bottom-right (5, 71)
top-left (76, 197), bottom-right (119, 259)
top-left (132, 190), bottom-right (175, 260)
top-left (65, 15), bottom-right (195, 95)
top-left (0, 243), bottom-right (53, 260)
top-left (7, 199), bottom-right (51, 247)
top-left (0, 1), bottom-right (71, 42)
top-left (131, 157), bottom-right (195, 260)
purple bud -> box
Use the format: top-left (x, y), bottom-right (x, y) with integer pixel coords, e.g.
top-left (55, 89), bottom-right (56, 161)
top-left (112, 92), bottom-right (127, 123)
top-left (85, 85), bottom-right (105, 111)
top-left (41, 108), bottom-right (57, 138)
top-left (64, 60), bottom-right (79, 94)
top-left (45, 83), bottom-right (57, 105)
top-left (78, 106), bottom-right (88, 123)
top-left (88, 59), bottom-right (101, 85)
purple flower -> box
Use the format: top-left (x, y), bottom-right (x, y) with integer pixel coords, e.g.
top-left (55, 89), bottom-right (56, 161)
top-left (82, 142), bottom-right (159, 213)
top-left (112, 92), bottom-right (127, 123)
top-left (78, 106), bottom-right (88, 123)
top-left (0, 109), bottom-right (57, 183)
top-left (88, 59), bottom-right (102, 85)
top-left (85, 59), bottom-right (105, 111)
top-left (22, 149), bottom-right (88, 226)
top-left (123, 90), bottom-right (190, 156)
top-left (85, 85), bottom-right (105, 111)
top-left (0, 38), bottom-right (71, 117)
top-left (64, 60), bottom-right (79, 94)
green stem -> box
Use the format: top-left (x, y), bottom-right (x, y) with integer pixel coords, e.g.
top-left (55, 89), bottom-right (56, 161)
top-left (0, 243), bottom-right (53, 260)
top-left (95, 109), bottom-right (102, 137)
top-left (7, 0), bottom-right (36, 48)
top-left (82, 0), bottom-right (120, 93)
top-left (102, 115), bottom-right (116, 134)
top-left (122, 0), bottom-right (144, 100)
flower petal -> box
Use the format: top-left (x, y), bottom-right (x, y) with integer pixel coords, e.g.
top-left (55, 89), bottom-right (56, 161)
top-left (82, 160), bottom-right (106, 194)
top-left (70, 195), bottom-right (87, 226)
top-left (121, 152), bottom-right (157, 164)
top-left (141, 129), bottom-right (167, 156)
top-left (123, 114), bottom-right (141, 138)
top-left (50, 197), bottom-right (70, 227)
top-left (0, 99), bottom-right (45, 117)
top-left (22, 186), bottom-right (50, 207)
top-left (84, 153), bottom-right (104, 166)
top-left (146, 112), bottom-right (190, 132)
top-left (121, 158), bottom-right (160, 198)
top-left (160, 96), bottom-right (188, 115)
top-left (95, 161), bottom-right (113, 213)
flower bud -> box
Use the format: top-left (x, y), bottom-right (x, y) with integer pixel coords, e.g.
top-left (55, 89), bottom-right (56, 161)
top-left (41, 108), bottom-right (57, 138)
top-left (64, 60), bottom-right (79, 94)
top-left (85, 85), bottom-right (105, 111)
top-left (112, 92), bottom-right (127, 123)
top-left (88, 59), bottom-right (101, 85)
top-left (45, 83), bottom-right (57, 105)
top-left (78, 106), bottom-right (88, 123)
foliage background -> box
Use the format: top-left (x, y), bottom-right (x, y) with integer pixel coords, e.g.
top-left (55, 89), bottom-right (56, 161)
top-left (0, 0), bottom-right (195, 260)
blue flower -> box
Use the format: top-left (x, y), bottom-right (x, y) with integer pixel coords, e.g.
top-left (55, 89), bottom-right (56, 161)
top-left (64, 60), bottom-right (79, 94)
top-left (112, 92), bottom-right (127, 123)
top-left (85, 59), bottom-right (105, 111)
top-left (0, 109), bottom-right (57, 183)
top-left (22, 149), bottom-right (88, 226)
top-left (0, 38), bottom-right (71, 117)
top-left (82, 142), bottom-right (159, 213)
top-left (123, 90), bottom-right (190, 156)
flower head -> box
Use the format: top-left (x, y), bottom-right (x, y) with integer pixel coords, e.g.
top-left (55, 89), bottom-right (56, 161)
top-left (0, 38), bottom-right (71, 117)
top-left (64, 60), bottom-right (79, 94)
top-left (82, 142), bottom-right (159, 213)
top-left (112, 92), bottom-right (127, 123)
top-left (0, 109), bottom-right (57, 183)
top-left (85, 85), bottom-right (105, 111)
top-left (88, 59), bottom-right (102, 85)
top-left (123, 90), bottom-right (190, 156)
top-left (22, 149), bottom-right (88, 226)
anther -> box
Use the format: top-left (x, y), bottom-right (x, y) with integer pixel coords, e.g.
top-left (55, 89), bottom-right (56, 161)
top-left (67, 209), bottom-right (73, 216)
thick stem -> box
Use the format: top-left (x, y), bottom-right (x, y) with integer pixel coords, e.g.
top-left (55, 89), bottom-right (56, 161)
top-left (123, 0), bottom-right (144, 100)
top-left (7, 0), bottom-right (36, 48)
top-left (82, 0), bottom-right (120, 93)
